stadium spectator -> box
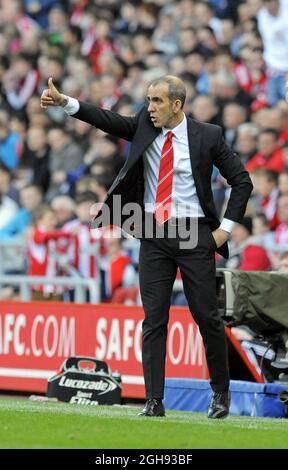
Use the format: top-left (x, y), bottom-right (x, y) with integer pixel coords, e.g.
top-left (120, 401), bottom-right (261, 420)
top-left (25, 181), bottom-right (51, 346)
top-left (0, 0), bottom-right (39, 35)
top-left (82, 17), bottom-right (118, 75)
top-left (68, 118), bottom-right (92, 154)
top-left (62, 191), bottom-right (99, 280)
top-left (235, 123), bottom-right (259, 165)
top-left (0, 109), bottom-right (22, 169)
top-left (246, 129), bottom-right (285, 173)
top-left (240, 244), bottom-right (271, 271)
top-left (27, 204), bottom-right (73, 299)
top-left (211, 70), bottom-right (252, 115)
top-left (47, 3), bottom-right (68, 34)
top-left (250, 169), bottom-right (279, 229)
top-left (236, 47), bottom-right (268, 111)
top-left (152, 13), bottom-right (178, 57)
top-left (99, 227), bottom-right (137, 303)
top-left (2, 53), bottom-right (39, 112)
top-left (177, 27), bottom-right (198, 56)
top-left (46, 125), bottom-right (83, 201)
top-left (0, 161), bottom-right (19, 203)
top-left (23, 0), bottom-right (60, 29)
top-left (222, 102), bottom-right (247, 150)
top-left (193, 1), bottom-right (222, 41)
top-left (0, 166), bottom-right (19, 229)
top-left (0, 184), bottom-right (43, 240)
top-left (225, 217), bottom-right (253, 269)
top-left (257, 0), bottom-right (288, 106)
top-left (190, 94), bottom-right (221, 126)
top-left (22, 125), bottom-right (50, 193)
top-left (75, 174), bottom-right (110, 203)
top-left (251, 213), bottom-right (275, 252)
top-left (50, 195), bottom-right (76, 228)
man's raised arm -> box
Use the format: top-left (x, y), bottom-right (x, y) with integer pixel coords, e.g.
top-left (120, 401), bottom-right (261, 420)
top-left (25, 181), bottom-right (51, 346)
top-left (40, 77), bottom-right (138, 141)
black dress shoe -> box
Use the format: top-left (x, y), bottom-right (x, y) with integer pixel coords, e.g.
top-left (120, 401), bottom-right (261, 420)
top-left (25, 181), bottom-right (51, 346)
top-left (138, 399), bottom-right (165, 417)
top-left (207, 391), bottom-right (230, 419)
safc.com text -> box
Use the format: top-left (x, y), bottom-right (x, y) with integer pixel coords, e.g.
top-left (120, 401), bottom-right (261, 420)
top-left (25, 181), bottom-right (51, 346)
top-left (0, 313), bottom-right (75, 357)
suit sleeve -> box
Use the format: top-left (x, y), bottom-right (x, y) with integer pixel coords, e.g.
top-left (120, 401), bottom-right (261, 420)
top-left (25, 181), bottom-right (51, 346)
top-left (213, 129), bottom-right (253, 223)
top-left (73, 101), bottom-right (139, 142)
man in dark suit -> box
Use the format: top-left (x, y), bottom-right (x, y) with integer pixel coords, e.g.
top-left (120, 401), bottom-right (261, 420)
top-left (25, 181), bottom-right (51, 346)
top-left (41, 76), bottom-right (253, 419)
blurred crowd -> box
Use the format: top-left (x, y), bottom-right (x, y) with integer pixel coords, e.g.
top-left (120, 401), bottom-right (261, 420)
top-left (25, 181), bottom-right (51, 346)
top-left (0, 0), bottom-right (288, 303)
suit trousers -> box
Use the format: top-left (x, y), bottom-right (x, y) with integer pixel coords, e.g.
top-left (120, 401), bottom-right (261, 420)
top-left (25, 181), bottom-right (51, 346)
top-left (139, 218), bottom-right (230, 399)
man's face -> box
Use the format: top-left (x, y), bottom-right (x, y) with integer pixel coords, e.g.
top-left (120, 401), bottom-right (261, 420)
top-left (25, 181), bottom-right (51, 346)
top-left (20, 187), bottom-right (42, 212)
top-left (40, 210), bottom-right (57, 232)
top-left (252, 217), bottom-right (268, 236)
top-left (258, 133), bottom-right (277, 157)
top-left (76, 200), bottom-right (94, 223)
top-left (237, 132), bottom-right (256, 154)
top-left (47, 129), bottom-right (67, 151)
top-left (223, 105), bottom-right (245, 129)
top-left (147, 83), bottom-right (175, 128)
top-left (252, 174), bottom-right (274, 198)
top-left (192, 97), bottom-right (216, 122)
top-left (27, 128), bottom-right (47, 152)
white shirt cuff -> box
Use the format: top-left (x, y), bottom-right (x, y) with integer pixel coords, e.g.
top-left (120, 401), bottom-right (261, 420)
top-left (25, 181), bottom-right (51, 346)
top-left (219, 218), bottom-right (235, 233)
top-left (63, 96), bottom-right (80, 115)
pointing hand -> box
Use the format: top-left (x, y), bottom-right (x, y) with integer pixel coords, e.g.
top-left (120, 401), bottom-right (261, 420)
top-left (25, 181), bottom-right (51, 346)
top-left (40, 77), bottom-right (66, 109)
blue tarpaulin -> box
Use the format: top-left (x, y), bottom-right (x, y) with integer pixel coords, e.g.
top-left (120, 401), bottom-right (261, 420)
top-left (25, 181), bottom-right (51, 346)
top-left (164, 379), bottom-right (288, 417)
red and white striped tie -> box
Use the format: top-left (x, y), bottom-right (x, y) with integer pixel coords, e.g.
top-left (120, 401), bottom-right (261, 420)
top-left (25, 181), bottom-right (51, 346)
top-left (154, 131), bottom-right (174, 224)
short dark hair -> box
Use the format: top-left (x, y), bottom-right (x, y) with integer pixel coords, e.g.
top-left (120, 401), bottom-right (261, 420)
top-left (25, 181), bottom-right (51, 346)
top-left (254, 213), bottom-right (269, 225)
top-left (150, 76), bottom-right (186, 109)
top-left (251, 168), bottom-right (278, 183)
top-left (21, 184), bottom-right (43, 195)
top-left (32, 204), bottom-right (54, 224)
top-left (259, 128), bottom-right (279, 140)
top-left (76, 191), bottom-right (98, 205)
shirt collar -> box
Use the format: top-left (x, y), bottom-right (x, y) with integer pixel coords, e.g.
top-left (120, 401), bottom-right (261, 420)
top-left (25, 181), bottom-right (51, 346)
top-left (162, 114), bottom-right (187, 140)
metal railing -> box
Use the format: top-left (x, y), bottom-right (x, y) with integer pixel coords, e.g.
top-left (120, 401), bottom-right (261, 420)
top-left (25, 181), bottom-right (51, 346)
top-left (0, 275), bottom-right (100, 304)
top-left (1, 238), bottom-right (288, 305)
top-left (0, 239), bottom-right (27, 275)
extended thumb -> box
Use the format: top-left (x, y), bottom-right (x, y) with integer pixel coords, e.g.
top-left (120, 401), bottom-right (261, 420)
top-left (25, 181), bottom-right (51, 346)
top-left (48, 77), bottom-right (55, 89)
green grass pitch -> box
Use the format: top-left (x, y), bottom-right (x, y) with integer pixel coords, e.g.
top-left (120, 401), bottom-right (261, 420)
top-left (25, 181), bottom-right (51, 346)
top-left (0, 398), bottom-right (287, 449)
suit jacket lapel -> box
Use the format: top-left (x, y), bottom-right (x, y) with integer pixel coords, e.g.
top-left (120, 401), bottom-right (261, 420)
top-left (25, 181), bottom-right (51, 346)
top-left (117, 116), bottom-right (202, 189)
top-left (187, 117), bottom-right (207, 211)
top-left (108, 118), bottom-right (160, 194)
top-left (129, 115), bottom-right (201, 172)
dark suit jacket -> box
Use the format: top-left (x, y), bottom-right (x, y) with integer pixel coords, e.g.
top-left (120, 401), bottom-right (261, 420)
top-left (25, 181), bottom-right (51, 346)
top-left (74, 102), bottom-right (253, 259)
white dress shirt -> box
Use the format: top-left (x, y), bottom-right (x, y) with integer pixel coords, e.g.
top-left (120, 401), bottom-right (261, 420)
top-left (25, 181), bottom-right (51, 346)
top-left (143, 115), bottom-right (204, 218)
top-left (63, 98), bottom-right (234, 233)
